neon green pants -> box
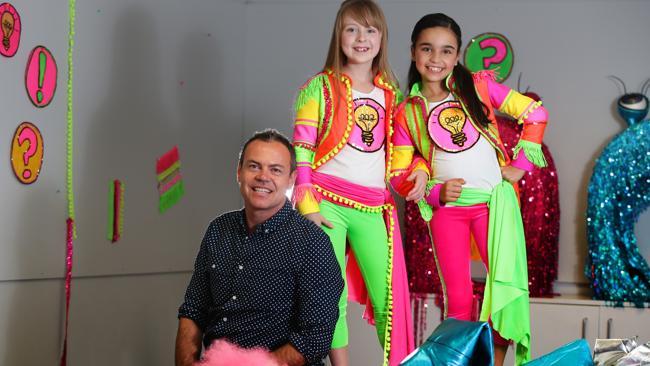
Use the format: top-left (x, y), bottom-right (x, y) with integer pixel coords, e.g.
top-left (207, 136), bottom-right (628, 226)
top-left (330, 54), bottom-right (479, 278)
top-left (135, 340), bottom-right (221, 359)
top-left (319, 199), bottom-right (390, 349)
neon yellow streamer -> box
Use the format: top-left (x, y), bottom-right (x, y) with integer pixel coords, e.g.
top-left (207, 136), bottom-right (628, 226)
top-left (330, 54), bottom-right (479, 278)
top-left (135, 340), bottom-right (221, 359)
top-left (67, 0), bottom-right (76, 236)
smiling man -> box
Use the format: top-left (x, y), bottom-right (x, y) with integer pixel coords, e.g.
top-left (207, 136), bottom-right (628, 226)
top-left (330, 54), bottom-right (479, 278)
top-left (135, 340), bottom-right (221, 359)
top-left (175, 129), bottom-right (343, 366)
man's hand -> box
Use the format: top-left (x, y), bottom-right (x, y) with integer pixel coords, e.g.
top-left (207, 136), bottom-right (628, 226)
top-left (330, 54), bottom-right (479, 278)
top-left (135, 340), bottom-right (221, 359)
top-left (440, 178), bottom-right (465, 204)
top-left (405, 169), bottom-right (428, 202)
top-left (272, 343), bottom-right (305, 366)
top-left (500, 165), bottom-right (525, 184)
top-left (304, 212), bottom-right (334, 229)
top-left (175, 318), bottom-right (203, 366)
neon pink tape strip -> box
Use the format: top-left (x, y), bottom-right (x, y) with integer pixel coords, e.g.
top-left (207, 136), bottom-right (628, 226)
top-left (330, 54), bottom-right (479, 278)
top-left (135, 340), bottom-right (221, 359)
top-left (60, 218), bottom-right (74, 366)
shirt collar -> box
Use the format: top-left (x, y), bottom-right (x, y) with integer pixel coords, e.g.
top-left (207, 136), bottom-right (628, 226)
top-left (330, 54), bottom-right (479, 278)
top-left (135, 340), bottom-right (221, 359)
top-left (408, 71), bottom-right (456, 100)
top-left (238, 200), bottom-right (293, 235)
top-left (409, 81), bottom-right (426, 99)
top-left (325, 68), bottom-right (395, 92)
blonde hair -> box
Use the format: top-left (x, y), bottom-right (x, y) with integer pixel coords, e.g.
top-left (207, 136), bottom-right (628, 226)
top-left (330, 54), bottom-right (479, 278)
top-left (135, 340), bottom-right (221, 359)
top-left (323, 0), bottom-right (397, 86)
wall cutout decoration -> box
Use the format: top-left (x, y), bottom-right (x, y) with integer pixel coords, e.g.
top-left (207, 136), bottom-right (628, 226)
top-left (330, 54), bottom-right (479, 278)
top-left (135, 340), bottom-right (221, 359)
top-left (0, 2), bottom-right (20, 57)
top-left (25, 45), bottom-right (58, 107)
top-left (10, 121), bottom-right (44, 184)
top-left (156, 145), bottom-right (184, 213)
top-left (464, 32), bottom-right (514, 83)
top-left (107, 179), bottom-right (124, 243)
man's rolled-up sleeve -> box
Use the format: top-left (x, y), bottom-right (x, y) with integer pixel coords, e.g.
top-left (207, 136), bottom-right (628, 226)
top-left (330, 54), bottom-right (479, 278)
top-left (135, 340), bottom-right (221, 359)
top-left (288, 224), bottom-right (344, 363)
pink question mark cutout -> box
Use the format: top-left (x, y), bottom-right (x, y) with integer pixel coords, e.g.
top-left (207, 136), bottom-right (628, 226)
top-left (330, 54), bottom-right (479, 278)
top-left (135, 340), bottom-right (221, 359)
top-left (18, 127), bottom-right (37, 179)
top-left (479, 37), bottom-right (507, 69)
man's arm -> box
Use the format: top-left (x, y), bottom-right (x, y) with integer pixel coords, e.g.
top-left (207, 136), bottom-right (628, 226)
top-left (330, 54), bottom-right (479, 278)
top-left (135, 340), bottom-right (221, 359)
top-left (286, 223), bottom-right (345, 365)
top-left (271, 343), bottom-right (305, 366)
top-left (175, 317), bottom-right (203, 366)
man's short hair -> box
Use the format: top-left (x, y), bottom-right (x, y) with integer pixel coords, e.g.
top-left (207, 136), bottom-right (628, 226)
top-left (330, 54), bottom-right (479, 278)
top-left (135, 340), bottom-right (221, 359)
top-left (238, 129), bottom-right (297, 173)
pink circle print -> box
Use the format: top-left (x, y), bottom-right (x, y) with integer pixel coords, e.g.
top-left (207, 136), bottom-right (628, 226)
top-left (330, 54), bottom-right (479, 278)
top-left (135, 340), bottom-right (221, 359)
top-left (428, 101), bottom-right (479, 152)
top-left (0, 3), bottom-right (20, 57)
top-left (25, 45), bottom-right (58, 108)
top-left (348, 97), bottom-right (385, 152)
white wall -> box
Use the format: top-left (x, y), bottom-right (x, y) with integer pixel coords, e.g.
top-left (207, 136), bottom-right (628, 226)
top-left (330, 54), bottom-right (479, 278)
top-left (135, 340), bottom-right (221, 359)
top-left (2, 1), bottom-right (650, 365)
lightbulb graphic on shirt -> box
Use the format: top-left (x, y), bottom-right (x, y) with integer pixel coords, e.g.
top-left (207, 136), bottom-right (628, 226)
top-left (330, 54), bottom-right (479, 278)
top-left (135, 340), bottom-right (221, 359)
top-left (1, 11), bottom-right (14, 51)
top-left (438, 107), bottom-right (467, 147)
top-left (354, 103), bottom-right (380, 146)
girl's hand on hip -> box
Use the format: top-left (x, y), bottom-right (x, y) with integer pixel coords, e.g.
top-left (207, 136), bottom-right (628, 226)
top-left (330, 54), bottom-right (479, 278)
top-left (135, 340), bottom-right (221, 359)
top-left (500, 165), bottom-right (525, 184)
top-left (441, 178), bottom-right (465, 203)
top-left (304, 212), bottom-right (334, 229)
top-left (405, 169), bottom-right (428, 202)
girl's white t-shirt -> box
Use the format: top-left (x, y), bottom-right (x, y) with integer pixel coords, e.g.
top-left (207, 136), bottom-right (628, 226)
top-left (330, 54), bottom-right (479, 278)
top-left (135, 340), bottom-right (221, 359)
top-left (429, 94), bottom-right (502, 190)
top-left (318, 87), bottom-right (387, 189)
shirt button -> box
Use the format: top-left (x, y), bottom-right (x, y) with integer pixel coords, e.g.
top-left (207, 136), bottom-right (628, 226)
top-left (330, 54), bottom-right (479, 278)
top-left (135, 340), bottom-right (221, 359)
top-left (238, 265), bottom-right (243, 270)
top-left (222, 317), bottom-right (227, 322)
top-left (211, 264), bottom-right (216, 269)
top-left (232, 295), bottom-right (237, 300)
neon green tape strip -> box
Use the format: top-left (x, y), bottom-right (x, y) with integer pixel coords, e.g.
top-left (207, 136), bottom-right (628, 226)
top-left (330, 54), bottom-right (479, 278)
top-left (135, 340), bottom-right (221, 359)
top-left (157, 161), bottom-right (181, 182)
top-left (67, 0), bottom-right (77, 236)
top-left (107, 182), bottom-right (114, 241)
top-left (159, 181), bottom-right (185, 213)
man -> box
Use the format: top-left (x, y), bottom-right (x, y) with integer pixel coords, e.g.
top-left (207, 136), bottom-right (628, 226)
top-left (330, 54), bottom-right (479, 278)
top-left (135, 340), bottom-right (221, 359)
top-left (175, 129), bottom-right (343, 366)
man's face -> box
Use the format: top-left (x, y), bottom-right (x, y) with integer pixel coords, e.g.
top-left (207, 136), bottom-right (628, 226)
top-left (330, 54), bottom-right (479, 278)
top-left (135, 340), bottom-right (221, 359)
top-left (237, 140), bottom-right (296, 216)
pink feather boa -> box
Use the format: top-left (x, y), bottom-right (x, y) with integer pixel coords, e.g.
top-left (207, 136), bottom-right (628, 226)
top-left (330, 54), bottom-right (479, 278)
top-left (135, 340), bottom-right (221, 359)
top-left (195, 340), bottom-right (284, 366)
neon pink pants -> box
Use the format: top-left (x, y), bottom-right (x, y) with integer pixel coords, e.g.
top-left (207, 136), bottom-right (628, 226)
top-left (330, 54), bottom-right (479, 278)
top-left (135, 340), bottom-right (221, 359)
top-left (430, 203), bottom-right (508, 346)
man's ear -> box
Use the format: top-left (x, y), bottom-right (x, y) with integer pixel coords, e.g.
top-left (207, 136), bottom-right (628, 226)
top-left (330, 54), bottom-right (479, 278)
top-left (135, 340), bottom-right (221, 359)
top-left (289, 169), bottom-right (297, 186)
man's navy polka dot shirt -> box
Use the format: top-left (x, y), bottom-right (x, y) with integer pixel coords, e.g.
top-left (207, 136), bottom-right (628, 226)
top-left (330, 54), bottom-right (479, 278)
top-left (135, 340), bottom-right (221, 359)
top-left (178, 200), bottom-right (343, 365)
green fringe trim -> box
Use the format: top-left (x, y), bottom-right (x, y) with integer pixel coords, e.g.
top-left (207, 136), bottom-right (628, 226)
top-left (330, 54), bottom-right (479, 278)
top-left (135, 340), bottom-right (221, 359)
top-left (159, 181), bottom-right (185, 213)
top-left (107, 182), bottom-right (115, 241)
top-left (513, 140), bottom-right (547, 168)
top-left (294, 74), bottom-right (325, 114)
top-left (417, 180), bottom-right (437, 222)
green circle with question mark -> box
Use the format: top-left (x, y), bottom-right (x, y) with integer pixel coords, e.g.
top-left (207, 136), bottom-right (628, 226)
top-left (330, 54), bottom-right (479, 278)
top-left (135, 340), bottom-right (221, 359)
top-left (463, 32), bottom-right (514, 83)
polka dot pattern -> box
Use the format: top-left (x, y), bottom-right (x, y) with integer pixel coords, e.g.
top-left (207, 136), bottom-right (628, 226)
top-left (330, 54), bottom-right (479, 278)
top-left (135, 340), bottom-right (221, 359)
top-left (178, 201), bottom-right (343, 365)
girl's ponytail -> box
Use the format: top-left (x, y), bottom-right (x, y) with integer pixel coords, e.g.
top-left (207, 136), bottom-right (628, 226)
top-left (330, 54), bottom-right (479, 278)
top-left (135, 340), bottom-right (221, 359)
top-left (453, 63), bottom-right (491, 129)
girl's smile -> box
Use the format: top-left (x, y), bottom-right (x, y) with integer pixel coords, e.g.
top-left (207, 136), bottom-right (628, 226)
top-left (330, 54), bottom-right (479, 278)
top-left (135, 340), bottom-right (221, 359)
top-left (341, 16), bottom-right (381, 66)
top-left (412, 26), bottom-right (460, 85)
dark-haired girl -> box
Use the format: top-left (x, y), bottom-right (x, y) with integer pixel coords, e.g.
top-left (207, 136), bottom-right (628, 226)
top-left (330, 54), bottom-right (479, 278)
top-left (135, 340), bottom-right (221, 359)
top-left (390, 13), bottom-right (548, 366)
